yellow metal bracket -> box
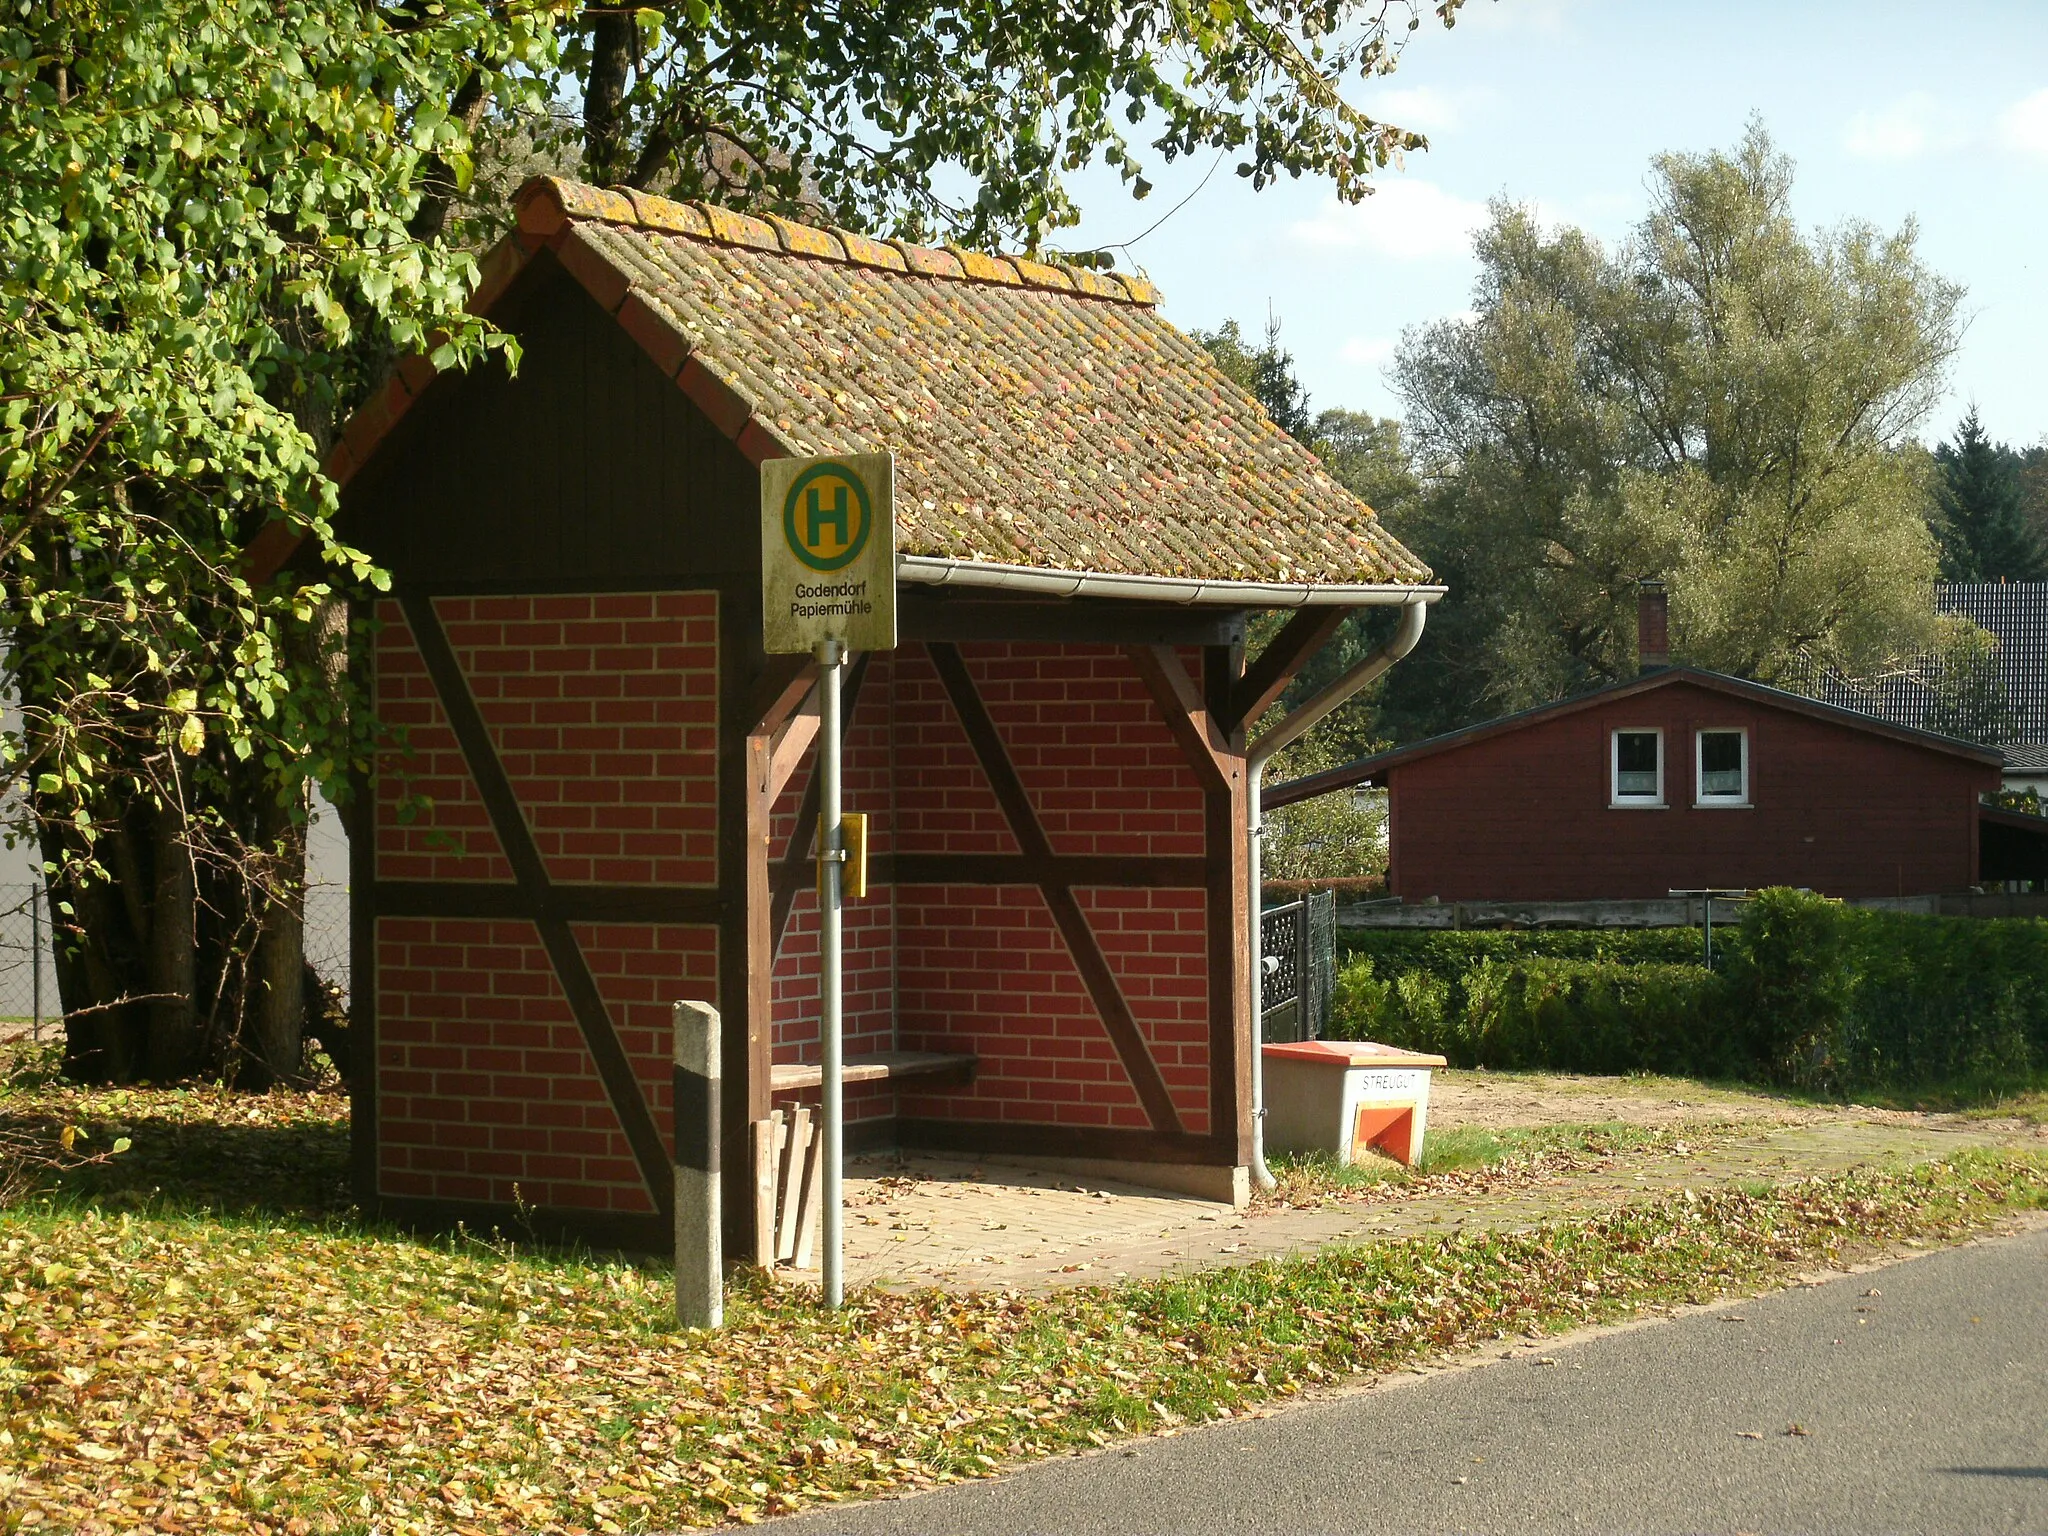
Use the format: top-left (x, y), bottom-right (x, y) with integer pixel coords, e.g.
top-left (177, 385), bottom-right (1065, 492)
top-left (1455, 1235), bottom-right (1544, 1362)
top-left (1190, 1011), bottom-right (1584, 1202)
top-left (818, 812), bottom-right (869, 900)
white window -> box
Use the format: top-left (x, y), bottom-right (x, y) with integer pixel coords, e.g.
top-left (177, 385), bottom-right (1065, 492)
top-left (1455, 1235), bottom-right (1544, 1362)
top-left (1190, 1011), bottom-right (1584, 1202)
top-left (1696, 728), bottom-right (1749, 806)
top-left (1610, 728), bottom-right (1664, 806)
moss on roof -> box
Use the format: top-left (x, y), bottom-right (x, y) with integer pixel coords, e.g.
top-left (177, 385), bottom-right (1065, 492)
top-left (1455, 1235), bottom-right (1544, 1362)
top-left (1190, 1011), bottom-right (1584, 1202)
top-left (513, 178), bottom-right (1433, 588)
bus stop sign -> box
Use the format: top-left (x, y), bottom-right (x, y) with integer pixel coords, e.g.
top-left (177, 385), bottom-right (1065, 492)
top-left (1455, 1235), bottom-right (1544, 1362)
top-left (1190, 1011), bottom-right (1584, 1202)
top-left (760, 452), bottom-right (897, 655)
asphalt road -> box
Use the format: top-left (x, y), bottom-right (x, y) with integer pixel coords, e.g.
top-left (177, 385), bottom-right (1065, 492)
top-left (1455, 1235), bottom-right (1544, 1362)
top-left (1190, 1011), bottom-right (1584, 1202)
top-left (769, 1222), bottom-right (2048, 1535)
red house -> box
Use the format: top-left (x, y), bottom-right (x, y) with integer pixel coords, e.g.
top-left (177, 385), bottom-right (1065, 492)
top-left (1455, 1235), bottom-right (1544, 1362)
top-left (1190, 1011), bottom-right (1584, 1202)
top-left (1269, 642), bottom-right (2006, 904)
top-left (250, 178), bottom-right (1439, 1253)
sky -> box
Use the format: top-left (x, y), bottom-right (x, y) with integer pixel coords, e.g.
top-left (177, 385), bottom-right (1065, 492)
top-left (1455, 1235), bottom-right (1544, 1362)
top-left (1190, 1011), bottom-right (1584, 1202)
top-left (1053, 0), bottom-right (2048, 448)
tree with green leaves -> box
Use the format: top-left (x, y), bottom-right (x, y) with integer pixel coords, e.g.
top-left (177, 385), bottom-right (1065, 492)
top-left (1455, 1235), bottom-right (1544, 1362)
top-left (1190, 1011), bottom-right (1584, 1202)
top-left (1196, 319), bottom-right (1425, 769)
top-left (1924, 614), bottom-right (2014, 746)
top-left (1194, 316), bottom-right (1317, 444)
top-left (5, 0), bottom-right (558, 1083)
top-left (1933, 408), bottom-right (2045, 582)
top-left (1384, 123), bottom-right (1963, 737)
top-left (6, 0), bottom-right (1467, 1082)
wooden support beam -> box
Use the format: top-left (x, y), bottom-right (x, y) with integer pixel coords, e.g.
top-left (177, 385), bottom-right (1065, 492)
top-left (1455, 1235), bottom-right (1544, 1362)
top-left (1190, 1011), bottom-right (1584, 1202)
top-left (1204, 642), bottom-right (1254, 1164)
top-left (750, 654), bottom-right (817, 740)
top-left (767, 696), bottom-right (821, 804)
top-left (769, 655), bottom-right (872, 956)
top-left (1223, 608), bottom-right (1348, 736)
top-left (1128, 645), bottom-right (1232, 794)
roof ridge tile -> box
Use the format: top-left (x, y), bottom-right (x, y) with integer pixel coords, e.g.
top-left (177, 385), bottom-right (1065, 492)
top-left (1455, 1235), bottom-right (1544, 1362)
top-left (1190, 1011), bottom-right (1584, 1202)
top-left (511, 175), bottom-right (1157, 306)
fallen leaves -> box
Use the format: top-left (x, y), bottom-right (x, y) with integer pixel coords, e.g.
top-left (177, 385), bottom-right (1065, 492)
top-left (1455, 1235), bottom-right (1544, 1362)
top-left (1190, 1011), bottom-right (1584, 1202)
top-left (2, 1068), bottom-right (2045, 1532)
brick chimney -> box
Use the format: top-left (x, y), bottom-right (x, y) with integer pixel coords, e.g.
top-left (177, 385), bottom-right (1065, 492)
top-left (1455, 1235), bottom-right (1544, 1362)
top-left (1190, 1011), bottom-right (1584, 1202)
top-left (1637, 579), bottom-right (1670, 674)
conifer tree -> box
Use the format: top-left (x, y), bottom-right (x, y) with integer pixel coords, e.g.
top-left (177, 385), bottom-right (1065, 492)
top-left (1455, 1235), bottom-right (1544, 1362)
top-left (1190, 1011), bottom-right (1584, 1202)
top-left (1934, 408), bottom-right (2045, 581)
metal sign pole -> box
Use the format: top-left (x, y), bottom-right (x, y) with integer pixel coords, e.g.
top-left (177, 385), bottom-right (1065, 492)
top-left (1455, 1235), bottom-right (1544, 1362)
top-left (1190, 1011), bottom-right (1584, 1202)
top-left (760, 450), bottom-right (893, 1307)
top-left (816, 637), bottom-right (846, 1307)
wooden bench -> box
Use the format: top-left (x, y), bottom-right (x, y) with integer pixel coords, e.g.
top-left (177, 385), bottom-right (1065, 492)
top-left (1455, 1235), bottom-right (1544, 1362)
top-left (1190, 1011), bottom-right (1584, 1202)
top-left (768, 1049), bottom-right (976, 1093)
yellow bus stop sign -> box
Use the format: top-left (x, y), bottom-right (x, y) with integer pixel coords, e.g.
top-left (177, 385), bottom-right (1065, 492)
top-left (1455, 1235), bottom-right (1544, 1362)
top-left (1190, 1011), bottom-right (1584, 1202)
top-left (760, 452), bottom-right (897, 654)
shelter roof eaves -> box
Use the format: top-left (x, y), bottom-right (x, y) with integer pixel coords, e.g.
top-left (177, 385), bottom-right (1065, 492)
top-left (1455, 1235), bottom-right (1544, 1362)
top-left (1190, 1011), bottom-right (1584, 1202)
top-left (258, 177), bottom-right (1432, 595)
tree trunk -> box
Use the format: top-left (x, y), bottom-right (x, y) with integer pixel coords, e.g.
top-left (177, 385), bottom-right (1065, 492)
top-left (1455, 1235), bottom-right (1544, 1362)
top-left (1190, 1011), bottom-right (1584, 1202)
top-left (243, 784), bottom-right (308, 1088)
top-left (584, 11), bottom-right (636, 186)
top-left (144, 789), bottom-right (199, 1080)
top-left (54, 860), bottom-right (147, 1082)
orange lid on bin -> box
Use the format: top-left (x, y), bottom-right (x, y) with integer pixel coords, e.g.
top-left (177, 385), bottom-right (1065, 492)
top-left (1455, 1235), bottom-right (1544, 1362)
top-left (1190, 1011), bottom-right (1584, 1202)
top-left (1260, 1040), bottom-right (1447, 1069)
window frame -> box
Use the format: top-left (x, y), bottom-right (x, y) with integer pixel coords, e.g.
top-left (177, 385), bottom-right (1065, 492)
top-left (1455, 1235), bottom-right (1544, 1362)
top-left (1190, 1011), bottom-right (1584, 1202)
top-left (1609, 726), bottom-right (1666, 808)
top-left (1694, 726), bottom-right (1751, 808)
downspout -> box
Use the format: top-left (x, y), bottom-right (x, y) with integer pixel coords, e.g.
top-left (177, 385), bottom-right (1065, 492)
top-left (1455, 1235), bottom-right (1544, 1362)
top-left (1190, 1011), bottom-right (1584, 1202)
top-left (1246, 597), bottom-right (1431, 1191)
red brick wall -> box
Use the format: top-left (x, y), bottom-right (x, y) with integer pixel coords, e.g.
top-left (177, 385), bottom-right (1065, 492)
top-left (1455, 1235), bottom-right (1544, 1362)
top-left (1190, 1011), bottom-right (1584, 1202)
top-left (887, 644), bottom-right (1214, 1137)
top-left (443, 593), bottom-right (719, 885)
top-left (1385, 679), bottom-right (1998, 901)
top-left (372, 592), bottom-right (721, 1214)
top-left (377, 613), bottom-right (1237, 1212)
top-left (374, 605), bottom-right (513, 883)
top-left (374, 593), bottom-right (719, 884)
top-left (374, 916), bottom-right (716, 1213)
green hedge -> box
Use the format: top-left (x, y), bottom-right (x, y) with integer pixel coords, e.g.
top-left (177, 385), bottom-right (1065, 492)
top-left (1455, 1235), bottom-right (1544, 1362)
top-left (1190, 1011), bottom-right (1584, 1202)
top-left (1335, 927), bottom-right (1704, 1025)
top-left (1330, 890), bottom-right (2048, 1094)
top-left (1334, 955), bottom-right (1723, 1075)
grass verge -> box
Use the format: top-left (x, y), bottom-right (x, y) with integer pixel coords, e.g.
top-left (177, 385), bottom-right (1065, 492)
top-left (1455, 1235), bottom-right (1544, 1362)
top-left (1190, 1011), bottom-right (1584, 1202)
top-left (3, 1148), bottom-right (2044, 1533)
top-left (1263, 1120), bottom-right (1732, 1205)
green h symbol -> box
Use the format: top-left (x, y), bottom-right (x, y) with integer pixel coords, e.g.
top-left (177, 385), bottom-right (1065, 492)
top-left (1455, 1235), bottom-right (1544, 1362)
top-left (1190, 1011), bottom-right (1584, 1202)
top-left (805, 483), bottom-right (849, 550)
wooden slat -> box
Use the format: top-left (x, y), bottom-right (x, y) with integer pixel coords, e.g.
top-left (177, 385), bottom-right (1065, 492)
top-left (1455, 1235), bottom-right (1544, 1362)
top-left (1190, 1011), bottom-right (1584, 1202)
top-left (792, 1122), bottom-right (826, 1270)
top-left (769, 1049), bottom-right (976, 1093)
top-left (776, 1107), bottom-right (812, 1264)
top-left (752, 1114), bottom-right (780, 1267)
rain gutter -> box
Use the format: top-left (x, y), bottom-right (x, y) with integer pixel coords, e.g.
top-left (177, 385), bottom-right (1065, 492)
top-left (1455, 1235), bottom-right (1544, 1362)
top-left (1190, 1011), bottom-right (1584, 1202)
top-left (898, 553), bottom-right (1446, 609)
top-left (1244, 596), bottom-right (1432, 1191)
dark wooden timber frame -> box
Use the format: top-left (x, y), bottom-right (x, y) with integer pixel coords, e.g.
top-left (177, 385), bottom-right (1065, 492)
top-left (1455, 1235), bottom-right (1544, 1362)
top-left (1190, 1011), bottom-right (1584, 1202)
top-left (397, 591), bottom-right (680, 1215)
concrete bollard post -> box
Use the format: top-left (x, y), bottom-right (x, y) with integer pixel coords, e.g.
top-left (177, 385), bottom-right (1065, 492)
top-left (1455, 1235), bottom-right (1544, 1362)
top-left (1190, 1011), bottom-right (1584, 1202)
top-left (673, 1000), bottom-right (722, 1330)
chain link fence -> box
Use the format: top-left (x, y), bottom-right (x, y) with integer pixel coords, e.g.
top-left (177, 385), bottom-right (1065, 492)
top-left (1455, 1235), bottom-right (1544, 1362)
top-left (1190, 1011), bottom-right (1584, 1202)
top-left (0, 886), bottom-right (58, 1040)
top-left (0, 880), bottom-right (350, 1043)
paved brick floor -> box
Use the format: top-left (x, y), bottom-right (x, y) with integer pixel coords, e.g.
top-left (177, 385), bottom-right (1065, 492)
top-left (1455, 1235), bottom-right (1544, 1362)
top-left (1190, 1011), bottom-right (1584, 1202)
top-left (794, 1120), bottom-right (2024, 1295)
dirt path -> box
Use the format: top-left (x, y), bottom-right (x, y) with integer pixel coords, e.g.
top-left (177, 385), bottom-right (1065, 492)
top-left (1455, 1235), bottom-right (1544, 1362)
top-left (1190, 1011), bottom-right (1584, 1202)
top-left (1425, 1069), bottom-right (1953, 1132)
top-left (804, 1074), bottom-right (2044, 1295)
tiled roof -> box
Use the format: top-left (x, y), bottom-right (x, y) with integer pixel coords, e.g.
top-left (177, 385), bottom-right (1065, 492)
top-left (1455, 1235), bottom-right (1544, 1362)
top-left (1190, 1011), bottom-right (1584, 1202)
top-left (1797, 582), bottom-right (2048, 750)
top-left (258, 178), bottom-right (1432, 591)
top-left (1264, 666), bottom-right (2002, 809)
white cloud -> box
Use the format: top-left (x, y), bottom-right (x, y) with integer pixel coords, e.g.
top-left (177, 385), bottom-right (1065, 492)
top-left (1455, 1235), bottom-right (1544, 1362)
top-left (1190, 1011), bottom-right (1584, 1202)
top-left (1362, 86), bottom-right (1463, 136)
top-left (1339, 336), bottom-right (1397, 368)
top-left (1998, 89), bottom-right (2048, 161)
top-left (1844, 92), bottom-right (1964, 160)
top-left (1287, 181), bottom-right (1489, 261)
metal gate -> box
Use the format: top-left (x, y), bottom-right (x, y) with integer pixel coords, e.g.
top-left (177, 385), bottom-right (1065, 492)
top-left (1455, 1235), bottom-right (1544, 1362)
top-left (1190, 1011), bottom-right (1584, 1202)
top-left (1260, 888), bottom-right (1334, 1043)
